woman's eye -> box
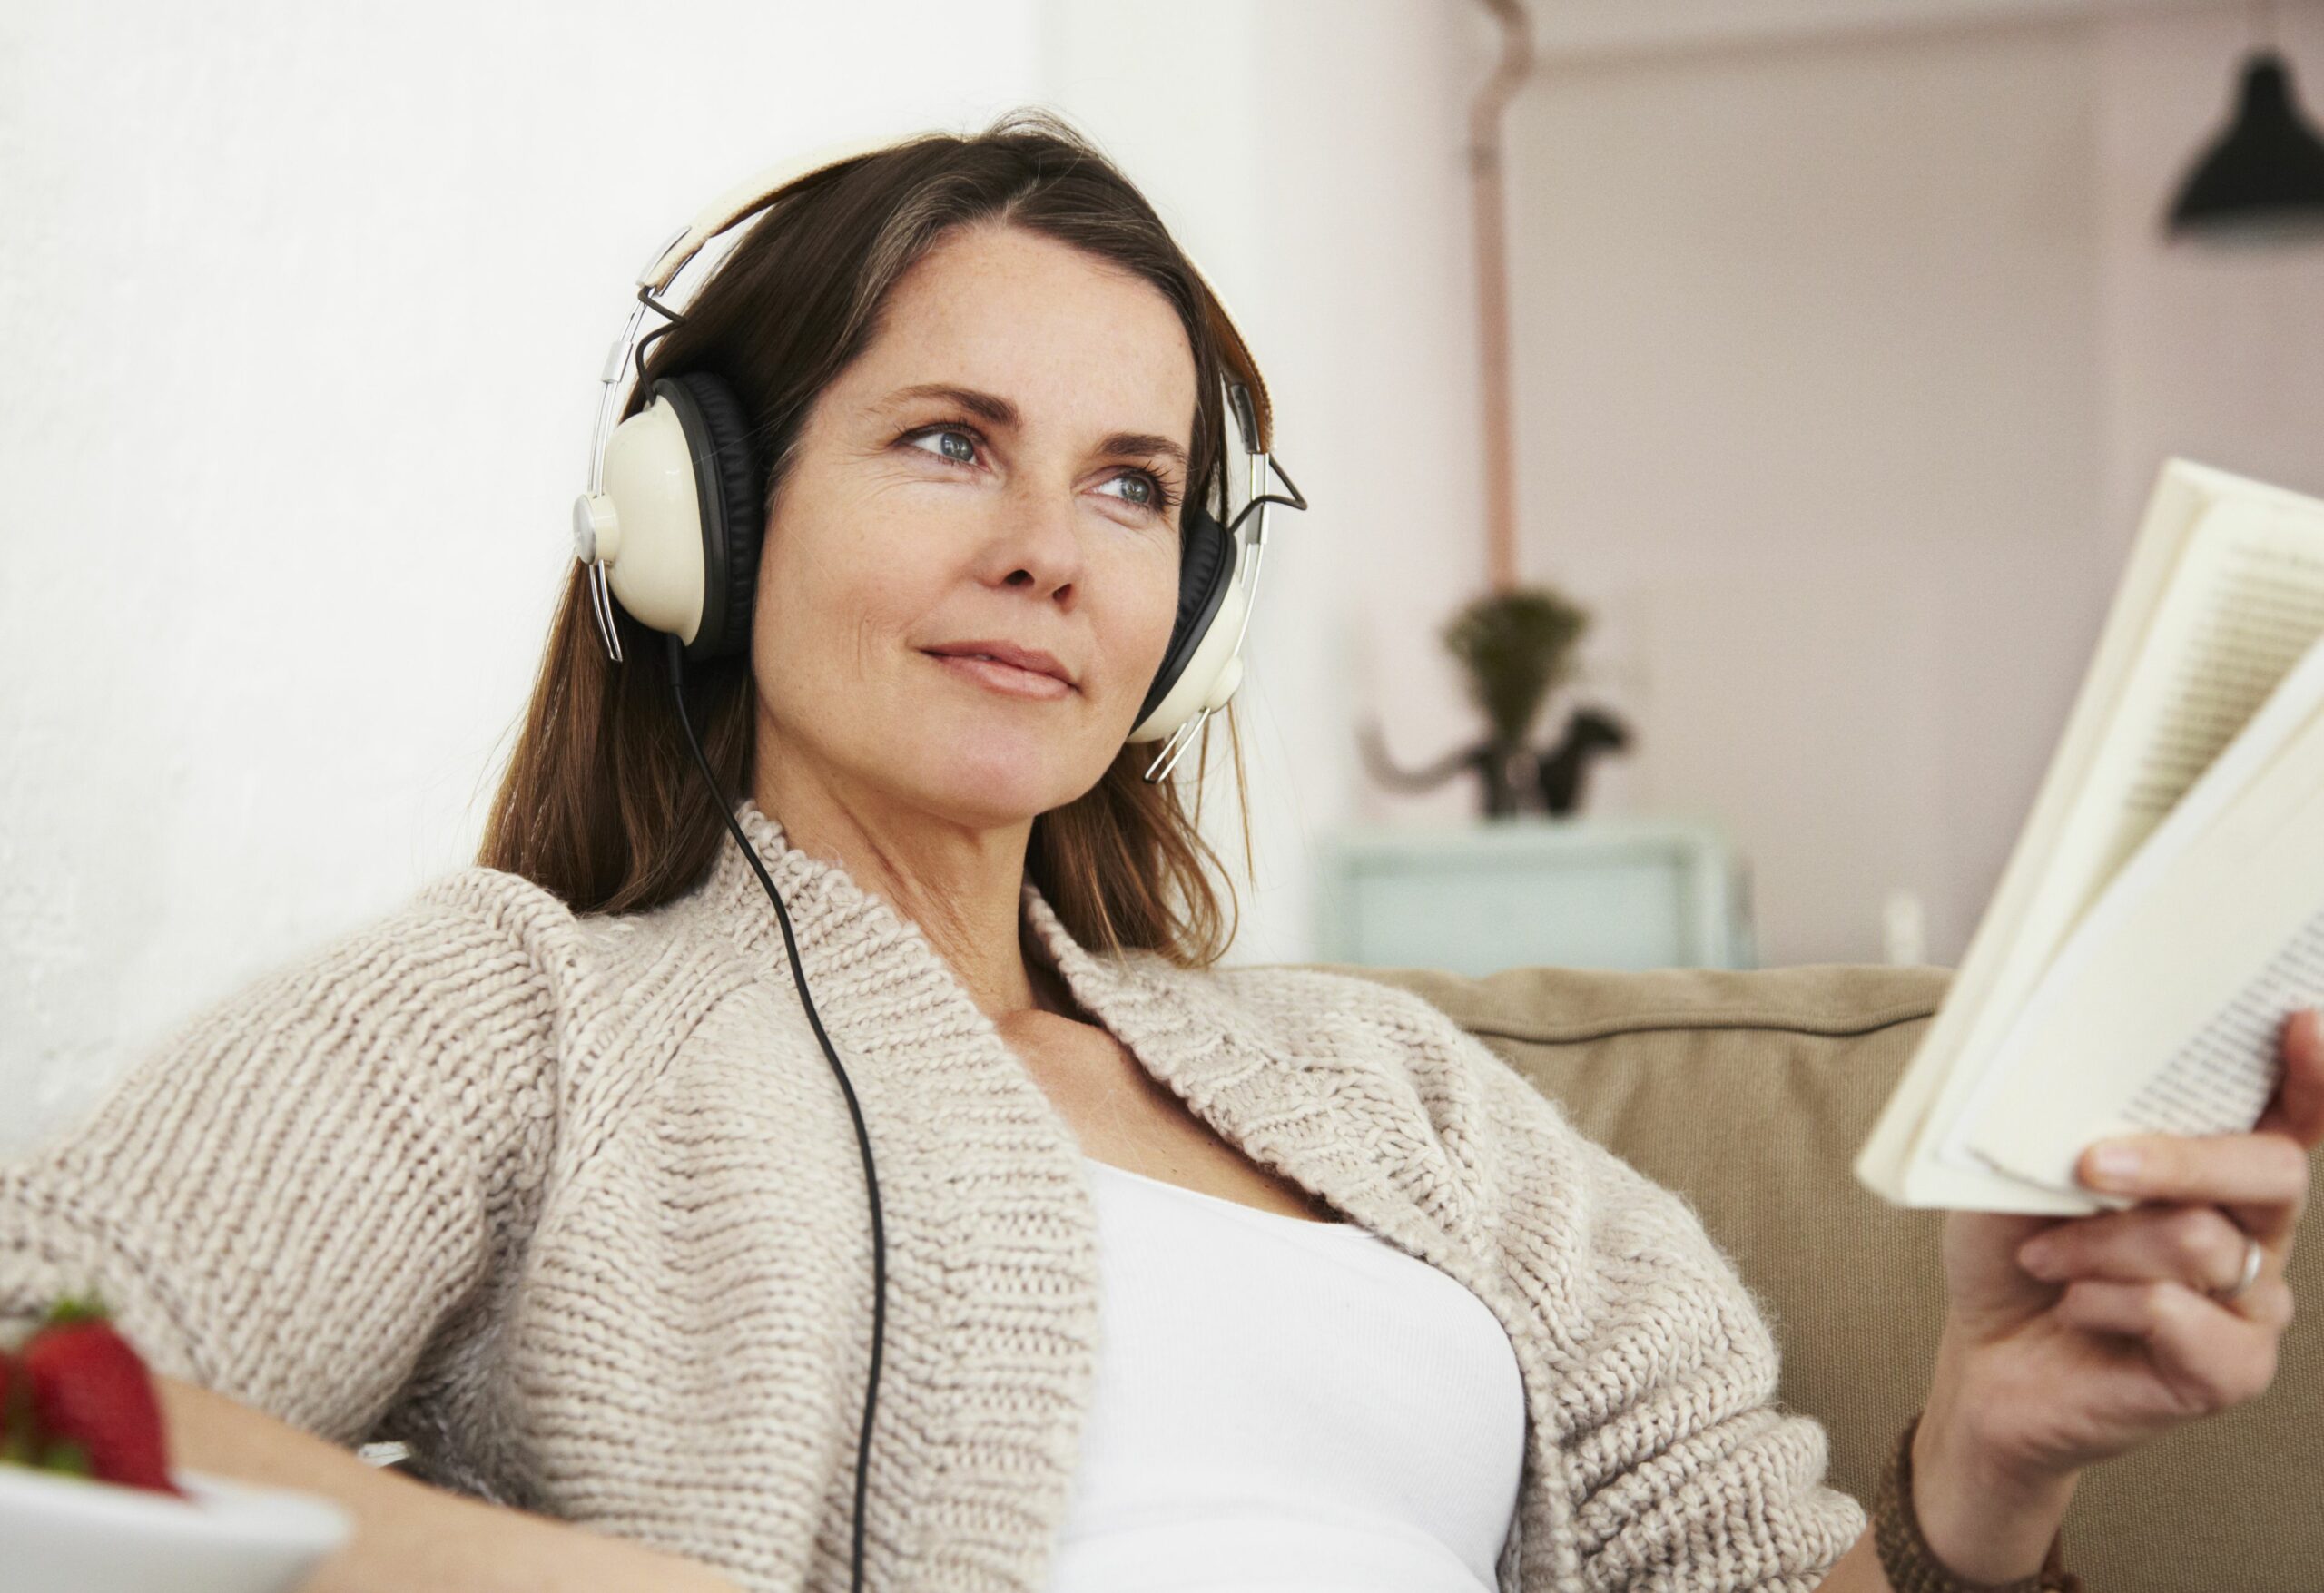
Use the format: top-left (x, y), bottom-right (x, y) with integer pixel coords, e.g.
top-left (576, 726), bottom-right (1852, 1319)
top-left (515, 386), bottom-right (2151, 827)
top-left (1099, 471), bottom-right (1172, 516)
top-left (907, 427), bottom-right (979, 466)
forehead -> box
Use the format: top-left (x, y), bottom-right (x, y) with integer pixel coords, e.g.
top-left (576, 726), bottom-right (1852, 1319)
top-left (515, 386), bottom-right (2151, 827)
top-left (843, 221), bottom-right (1198, 434)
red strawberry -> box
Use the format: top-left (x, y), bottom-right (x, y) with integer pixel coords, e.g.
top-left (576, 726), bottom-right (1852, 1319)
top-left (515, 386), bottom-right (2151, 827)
top-left (16, 1296), bottom-right (185, 1498)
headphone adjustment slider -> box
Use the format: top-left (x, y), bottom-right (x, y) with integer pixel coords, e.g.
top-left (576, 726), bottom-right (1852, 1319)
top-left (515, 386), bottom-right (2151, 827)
top-left (572, 493), bottom-right (621, 566)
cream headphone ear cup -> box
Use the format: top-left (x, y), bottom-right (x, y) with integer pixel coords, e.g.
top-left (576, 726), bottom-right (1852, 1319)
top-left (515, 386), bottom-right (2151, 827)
top-left (1128, 502), bottom-right (1245, 743)
top-left (595, 372), bottom-right (765, 662)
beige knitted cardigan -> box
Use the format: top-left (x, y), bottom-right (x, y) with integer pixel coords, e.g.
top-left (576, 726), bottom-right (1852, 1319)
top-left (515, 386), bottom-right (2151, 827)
top-left (0, 798), bottom-right (1866, 1591)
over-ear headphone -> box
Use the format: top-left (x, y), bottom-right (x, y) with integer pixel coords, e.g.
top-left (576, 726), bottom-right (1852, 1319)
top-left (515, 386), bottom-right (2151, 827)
top-left (570, 135), bottom-right (1305, 784)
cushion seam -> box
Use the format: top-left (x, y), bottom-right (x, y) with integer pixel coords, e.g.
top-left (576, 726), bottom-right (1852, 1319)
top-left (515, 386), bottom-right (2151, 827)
top-left (1452, 1003), bottom-right (1941, 1046)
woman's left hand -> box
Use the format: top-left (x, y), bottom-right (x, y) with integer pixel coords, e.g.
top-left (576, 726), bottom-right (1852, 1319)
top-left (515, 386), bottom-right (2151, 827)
top-left (1928, 1005), bottom-right (2320, 1502)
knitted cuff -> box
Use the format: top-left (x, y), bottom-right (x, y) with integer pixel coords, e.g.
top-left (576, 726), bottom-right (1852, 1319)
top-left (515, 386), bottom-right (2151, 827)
top-left (1873, 1410), bottom-right (2083, 1593)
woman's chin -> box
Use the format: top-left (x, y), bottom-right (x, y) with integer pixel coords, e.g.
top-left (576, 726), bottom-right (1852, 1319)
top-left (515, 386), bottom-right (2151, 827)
top-left (912, 736), bottom-right (1104, 828)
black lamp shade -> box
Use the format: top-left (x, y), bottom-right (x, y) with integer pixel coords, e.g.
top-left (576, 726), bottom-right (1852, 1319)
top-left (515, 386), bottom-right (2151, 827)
top-left (2167, 51), bottom-right (2324, 240)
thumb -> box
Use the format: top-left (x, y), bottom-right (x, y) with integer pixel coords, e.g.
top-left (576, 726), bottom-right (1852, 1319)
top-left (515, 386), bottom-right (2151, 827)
top-left (2253, 1007), bottom-right (2324, 1150)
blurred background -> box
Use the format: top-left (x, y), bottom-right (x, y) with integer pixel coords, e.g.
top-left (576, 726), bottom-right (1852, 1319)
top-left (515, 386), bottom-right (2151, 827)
top-left (4, 0), bottom-right (2320, 1151)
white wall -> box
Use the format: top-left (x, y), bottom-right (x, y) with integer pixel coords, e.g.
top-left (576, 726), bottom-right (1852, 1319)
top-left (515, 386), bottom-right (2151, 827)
top-left (1490, 3), bottom-right (2324, 966)
top-left (0, 0), bottom-right (1049, 1153)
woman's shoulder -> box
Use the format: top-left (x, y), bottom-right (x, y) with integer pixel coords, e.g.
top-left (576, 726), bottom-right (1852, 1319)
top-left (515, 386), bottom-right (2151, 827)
top-left (406, 863), bottom-right (597, 973)
top-left (403, 862), bottom-right (718, 983)
top-left (175, 865), bottom-right (600, 1067)
top-left (1195, 959), bottom-right (1574, 1136)
top-left (275, 864), bottom-right (590, 1012)
top-left (1204, 959), bottom-right (1487, 1047)
top-left (411, 860), bottom-right (576, 929)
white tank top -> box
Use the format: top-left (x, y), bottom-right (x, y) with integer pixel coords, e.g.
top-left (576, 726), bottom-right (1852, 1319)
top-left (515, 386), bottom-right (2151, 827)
top-left (1047, 1156), bottom-right (1527, 1592)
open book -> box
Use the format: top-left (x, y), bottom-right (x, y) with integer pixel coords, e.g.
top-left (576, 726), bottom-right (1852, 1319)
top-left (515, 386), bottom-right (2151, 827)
top-left (1856, 459), bottom-right (2324, 1214)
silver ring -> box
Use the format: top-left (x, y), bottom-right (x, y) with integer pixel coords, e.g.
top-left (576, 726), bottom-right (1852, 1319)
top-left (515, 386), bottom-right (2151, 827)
top-left (2212, 1231), bottom-right (2265, 1304)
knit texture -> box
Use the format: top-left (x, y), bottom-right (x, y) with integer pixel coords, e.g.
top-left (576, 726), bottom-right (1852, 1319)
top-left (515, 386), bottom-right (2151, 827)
top-left (0, 797), bottom-right (1866, 1591)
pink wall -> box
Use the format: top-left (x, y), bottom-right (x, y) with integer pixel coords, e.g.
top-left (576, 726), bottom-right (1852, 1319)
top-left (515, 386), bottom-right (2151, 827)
top-left (2098, 6), bottom-right (2324, 544)
top-left (1405, 5), bottom-right (2324, 965)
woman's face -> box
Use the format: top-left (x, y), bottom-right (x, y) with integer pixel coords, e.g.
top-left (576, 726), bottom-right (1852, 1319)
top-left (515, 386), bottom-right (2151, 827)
top-left (749, 221), bottom-right (1196, 834)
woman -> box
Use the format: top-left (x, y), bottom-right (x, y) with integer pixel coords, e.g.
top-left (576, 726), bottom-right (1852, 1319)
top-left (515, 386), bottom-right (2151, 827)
top-left (2, 111), bottom-right (2315, 1593)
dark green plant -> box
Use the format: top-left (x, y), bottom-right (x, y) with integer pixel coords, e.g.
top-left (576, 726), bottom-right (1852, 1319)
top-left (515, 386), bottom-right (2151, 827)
top-left (1441, 585), bottom-right (1590, 750)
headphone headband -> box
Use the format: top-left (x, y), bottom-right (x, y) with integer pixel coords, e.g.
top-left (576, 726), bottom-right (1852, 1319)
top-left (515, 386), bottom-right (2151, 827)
top-left (631, 137), bottom-right (891, 292)
top-left (625, 134), bottom-right (1275, 449)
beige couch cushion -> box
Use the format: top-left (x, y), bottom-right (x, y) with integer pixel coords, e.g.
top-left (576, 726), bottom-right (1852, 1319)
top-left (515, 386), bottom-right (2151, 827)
top-left (1333, 959), bottom-right (2321, 1593)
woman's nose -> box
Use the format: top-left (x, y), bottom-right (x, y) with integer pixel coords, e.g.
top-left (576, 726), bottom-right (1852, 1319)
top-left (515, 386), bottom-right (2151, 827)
top-left (981, 476), bottom-right (1085, 604)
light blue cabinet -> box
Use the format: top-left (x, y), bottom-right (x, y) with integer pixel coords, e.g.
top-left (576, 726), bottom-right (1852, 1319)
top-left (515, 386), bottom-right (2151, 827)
top-left (1315, 818), bottom-right (1756, 976)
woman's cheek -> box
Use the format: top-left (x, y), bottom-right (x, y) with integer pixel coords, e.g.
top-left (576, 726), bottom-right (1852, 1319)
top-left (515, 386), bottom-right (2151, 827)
top-left (1121, 540), bottom-right (1186, 684)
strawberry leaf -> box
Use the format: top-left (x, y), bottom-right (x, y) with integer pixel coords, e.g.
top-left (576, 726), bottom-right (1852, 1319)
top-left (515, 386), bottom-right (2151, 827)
top-left (39, 1293), bottom-right (113, 1330)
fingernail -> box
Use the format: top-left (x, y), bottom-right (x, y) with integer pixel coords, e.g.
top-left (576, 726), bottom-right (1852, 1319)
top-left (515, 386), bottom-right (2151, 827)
top-left (2087, 1144), bottom-right (2143, 1184)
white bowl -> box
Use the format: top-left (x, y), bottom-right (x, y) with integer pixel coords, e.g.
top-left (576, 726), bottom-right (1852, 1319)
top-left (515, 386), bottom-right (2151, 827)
top-left (0, 1460), bottom-right (350, 1593)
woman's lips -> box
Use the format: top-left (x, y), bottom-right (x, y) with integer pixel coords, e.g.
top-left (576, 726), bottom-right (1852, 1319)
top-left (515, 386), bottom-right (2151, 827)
top-left (922, 650), bottom-right (1074, 701)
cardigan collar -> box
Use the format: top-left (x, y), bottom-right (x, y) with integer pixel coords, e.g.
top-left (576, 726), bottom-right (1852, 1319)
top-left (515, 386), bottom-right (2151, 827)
top-left (687, 795), bottom-right (1474, 1269)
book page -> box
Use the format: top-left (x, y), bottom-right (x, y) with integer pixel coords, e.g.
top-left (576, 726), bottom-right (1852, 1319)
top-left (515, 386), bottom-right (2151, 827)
top-left (1955, 627), bottom-right (2324, 1185)
top-left (2111, 519), bottom-right (2324, 845)
top-left (1922, 489), bottom-right (2324, 1183)
top-left (1965, 915), bottom-right (2324, 1213)
top-left (1962, 624), bottom-right (2324, 1162)
top-left (1961, 685), bottom-right (2324, 1192)
top-left (2117, 911), bottom-right (2324, 1136)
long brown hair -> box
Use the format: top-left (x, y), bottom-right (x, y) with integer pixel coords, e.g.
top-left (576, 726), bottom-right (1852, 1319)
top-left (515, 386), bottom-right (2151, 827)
top-left (478, 109), bottom-right (1254, 966)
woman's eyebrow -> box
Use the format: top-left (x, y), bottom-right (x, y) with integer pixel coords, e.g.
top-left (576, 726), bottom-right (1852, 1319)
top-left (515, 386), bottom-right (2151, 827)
top-left (1105, 431), bottom-right (1189, 474)
top-left (881, 382), bottom-right (1019, 428)
top-left (877, 382), bottom-right (1187, 473)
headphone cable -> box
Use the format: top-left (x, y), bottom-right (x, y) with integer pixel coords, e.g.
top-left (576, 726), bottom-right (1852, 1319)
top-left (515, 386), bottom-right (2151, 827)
top-left (664, 633), bottom-right (888, 1593)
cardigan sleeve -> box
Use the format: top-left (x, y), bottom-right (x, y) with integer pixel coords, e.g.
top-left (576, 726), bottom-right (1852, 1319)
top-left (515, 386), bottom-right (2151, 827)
top-left (0, 870), bottom-right (562, 1448)
top-left (1464, 1044), bottom-right (1869, 1592)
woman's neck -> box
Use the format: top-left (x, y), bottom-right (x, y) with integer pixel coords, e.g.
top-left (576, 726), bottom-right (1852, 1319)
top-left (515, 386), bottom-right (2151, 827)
top-left (752, 763), bottom-right (1043, 1023)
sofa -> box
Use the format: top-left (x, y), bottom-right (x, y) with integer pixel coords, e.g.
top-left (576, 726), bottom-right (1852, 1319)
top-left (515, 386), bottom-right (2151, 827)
top-left (1339, 959), bottom-right (2321, 1593)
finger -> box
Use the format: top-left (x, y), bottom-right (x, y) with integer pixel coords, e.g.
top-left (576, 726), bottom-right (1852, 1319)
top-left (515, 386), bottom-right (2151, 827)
top-left (2053, 1278), bottom-right (2290, 1415)
top-left (2077, 1131), bottom-right (2310, 1242)
top-left (2253, 1007), bottom-right (2324, 1149)
top-left (2017, 1202), bottom-right (2266, 1297)
top-left (2059, 1272), bottom-right (2294, 1347)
